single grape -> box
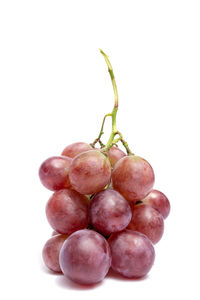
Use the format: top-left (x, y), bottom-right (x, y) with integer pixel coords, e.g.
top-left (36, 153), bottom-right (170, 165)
top-left (61, 142), bottom-right (92, 158)
top-left (108, 146), bottom-right (126, 167)
top-left (112, 155), bottom-right (155, 203)
top-left (59, 229), bottom-right (111, 285)
top-left (39, 156), bottom-right (72, 191)
top-left (42, 234), bottom-right (68, 273)
top-left (127, 204), bottom-right (164, 244)
top-left (46, 189), bottom-right (89, 234)
top-left (142, 189), bottom-right (170, 219)
top-left (108, 230), bottom-right (155, 278)
top-left (69, 150), bottom-right (111, 195)
top-left (89, 189), bottom-right (132, 235)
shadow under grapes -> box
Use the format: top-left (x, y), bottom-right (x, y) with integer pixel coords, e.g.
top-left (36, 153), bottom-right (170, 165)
top-left (55, 275), bottom-right (103, 290)
top-left (106, 268), bottom-right (149, 282)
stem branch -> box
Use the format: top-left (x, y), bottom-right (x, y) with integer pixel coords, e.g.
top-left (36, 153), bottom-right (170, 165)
top-left (116, 131), bottom-right (134, 155)
top-left (91, 113), bottom-right (111, 147)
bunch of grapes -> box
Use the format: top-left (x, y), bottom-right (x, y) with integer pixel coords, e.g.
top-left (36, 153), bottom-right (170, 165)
top-left (40, 49), bottom-right (170, 285)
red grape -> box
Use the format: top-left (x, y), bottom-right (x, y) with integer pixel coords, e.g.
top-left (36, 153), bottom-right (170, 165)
top-left (108, 230), bottom-right (155, 278)
top-left (42, 234), bottom-right (68, 273)
top-left (89, 189), bottom-right (132, 235)
top-left (142, 189), bottom-right (170, 219)
top-left (69, 150), bottom-right (111, 195)
top-left (112, 155), bottom-right (155, 203)
top-left (46, 189), bottom-right (89, 234)
top-left (108, 146), bottom-right (126, 167)
top-left (127, 204), bottom-right (164, 244)
top-left (61, 142), bottom-right (92, 158)
top-left (59, 229), bottom-right (111, 285)
top-left (39, 156), bottom-right (72, 191)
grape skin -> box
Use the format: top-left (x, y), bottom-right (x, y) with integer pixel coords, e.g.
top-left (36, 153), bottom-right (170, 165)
top-left (51, 230), bottom-right (59, 236)
top-left (46, 189), bottom-right (89, 234)
top-left (42, 234), bottom-right (68, 273)
top-left (89, 189), bottom-right (132, 235)
top-left (39, 156), bottom-right (72, 191)
top-left (112, 155), bottom-right (155, 203)
top-left (108, 146), bottom-right (126, 167)
top-left (108, 230), bottom-right (155, 278)
top-left (59, 229), bottom-right (111, 285)
top-left (69, 150), bottom-right (111, 195)
top-left (127, 204), bottom-right (164, 244)
top-left (142, 189), bottom-right (170, 219)
top-left (61, 142), bottom-right (92, 158)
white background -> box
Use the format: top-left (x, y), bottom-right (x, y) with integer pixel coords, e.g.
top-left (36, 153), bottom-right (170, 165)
top-left (0, 0), bottom-right (200, 299)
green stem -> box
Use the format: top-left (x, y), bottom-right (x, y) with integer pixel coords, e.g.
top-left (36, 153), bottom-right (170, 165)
top-left (112, 137), bottom-right (121, 145)
top-left (99, 49), bottom-right (118, 151)
top-left (99, 49), bottom-right (118, 108)
top-left (92, 49), bottom-right (134, 155)
top-left (91, 113), bottom-right (112, 147)
top-left (111, 132), bottom-right (134, 155)
top-left (116, 131), bottom-right (134, 155)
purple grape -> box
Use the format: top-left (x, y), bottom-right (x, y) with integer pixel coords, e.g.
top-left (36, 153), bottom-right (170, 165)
top-left (39, 156), bottom-right (72, 191)
top-left (108, 230), bottom-right (155, 278)
top-left (46, 189), bottom-right (89, 234)
top-left (112, 155), bottom-right (155, 203)
top-left (142, 189), bottom-right (170, 219)
top-left (89, 189), bottom-right (132, 235)
top-left (108, 146), bottom-right (126, 167)
top-left (127, 204), bottom-right (164, 244)
top-left (69, 150), bottom-right (111, 195)
top-left (42, 234), bottom-right (68, 273)
top-left (61, 142), bottom-right (92, 158)
top-left (59, 229), bottom-right (111, 285)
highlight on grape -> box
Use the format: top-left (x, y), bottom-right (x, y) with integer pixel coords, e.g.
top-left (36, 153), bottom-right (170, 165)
top-left (40, 49), bottom-right (170, 285)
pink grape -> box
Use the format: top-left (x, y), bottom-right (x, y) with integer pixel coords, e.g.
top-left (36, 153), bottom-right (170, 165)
top-left (89, 189), bottom-right (132, 235)
top-left (108, 230), bottom-right (155, 278)
top-left (127, 204), bottom-right (164, 244)
top-left (59, 229), bottom-right (111, 285)
top-left (69, 150), bottom-right (111, 195)
top-left (112, 155), bottom-right (155, 203)
top-left (46, 189), bottom-right (89, 234)
top-left (42, 234), bottom-right (68, 273)
top-left (61, 142), bottom-right (92, 158)
top-left (108, 146), bottom-right (126, 167)
top-left (39, 156), bottom-right (72, 191)
top-left (142, 189), bottom-right (170, 219)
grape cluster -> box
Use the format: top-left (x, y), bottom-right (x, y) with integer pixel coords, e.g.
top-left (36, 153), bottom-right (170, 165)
top-left (40, 142), bottom-right (170, 285)
top-left (40, 49), bottom-right (170, 286)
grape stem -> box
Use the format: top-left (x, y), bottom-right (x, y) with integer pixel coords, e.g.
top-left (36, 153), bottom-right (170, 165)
top-left (99, 49), bottom-right (134, 155)
top-left (91, 113), bottom-right (112, 148)
top-left (114, 131), bottom-right (133, 155)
